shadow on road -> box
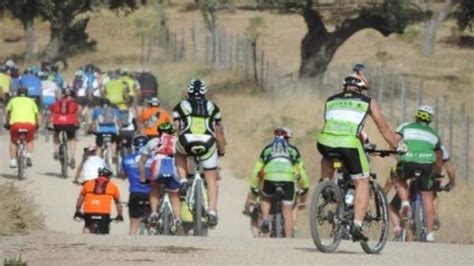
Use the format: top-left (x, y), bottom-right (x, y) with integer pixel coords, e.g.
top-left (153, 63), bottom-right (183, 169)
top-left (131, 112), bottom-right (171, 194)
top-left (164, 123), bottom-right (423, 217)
top-left (294, 247), bottom-right (361, 255)
top-left (41, 172), bottom-right (69, 179)
top-left (0, 173), bottom-right (21, 181)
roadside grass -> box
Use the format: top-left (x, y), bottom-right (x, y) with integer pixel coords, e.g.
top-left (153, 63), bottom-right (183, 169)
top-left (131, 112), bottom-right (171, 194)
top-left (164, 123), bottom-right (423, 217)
top-left (0, 183), bottom-right (45, 236)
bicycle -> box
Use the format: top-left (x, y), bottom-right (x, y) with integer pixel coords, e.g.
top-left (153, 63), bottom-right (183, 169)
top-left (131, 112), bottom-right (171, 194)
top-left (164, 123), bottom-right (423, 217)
top-left (310, 149), bottom-right (398, 254)
top-left (138, 201), bottom-right (152, 235)
top-left (15, 128), bottom-right (29, 180)
top-left (148, 185), bottom-right (176, 235)
top-left (39, 107), bottom-right (52, 142)
top-left (116, 132), bottom-right (133, 177)
top-left (57, 129), bottom-right (69, 178)
top-left (395, 178), bottom-right (451, 242)
top-left (267, 186), bottom-right (286, 238)
top-left (75, 215), bottom-right (121, 234)
top-left (185, 150), bottom-right (210, 237)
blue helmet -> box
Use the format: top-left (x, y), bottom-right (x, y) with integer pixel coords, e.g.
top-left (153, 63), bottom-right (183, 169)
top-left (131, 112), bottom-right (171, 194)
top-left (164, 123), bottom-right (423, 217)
top-left (132, 134), bottom-right (148, 150)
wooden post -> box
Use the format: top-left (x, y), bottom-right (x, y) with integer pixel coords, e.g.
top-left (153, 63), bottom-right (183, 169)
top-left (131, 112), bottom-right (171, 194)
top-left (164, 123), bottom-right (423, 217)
top-left (260, 50), bottom-right (265, 87)
top-left (464, 116), bottom-right (470, 182)
top-left (401, 77), bottom-right (407, 122)
top-left (416, 80), bottom-right (423, 107)
top-left (434, 96), bottom-right (439, 131)
top-left (389, 78), bottom-right (394, 118)
top-left (191, 25), bottom-right (197, 61)
top-left (448, 106), bottom-right (453, 157)
top-left (243, 38), bottom-right (250, 80)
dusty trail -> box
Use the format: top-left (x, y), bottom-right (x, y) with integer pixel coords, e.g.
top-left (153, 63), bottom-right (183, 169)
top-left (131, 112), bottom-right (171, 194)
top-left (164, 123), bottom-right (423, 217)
top-left (0, 132), bottom-right (472, 265)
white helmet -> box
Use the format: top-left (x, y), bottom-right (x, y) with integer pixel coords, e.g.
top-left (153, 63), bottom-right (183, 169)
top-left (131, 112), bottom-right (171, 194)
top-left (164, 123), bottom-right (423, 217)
top-left (5, 59), bottom-right (15, 68)
top-left (416, 105), bottom-right (434, 123)
top-left (187, 79), bottom-right (207, 97)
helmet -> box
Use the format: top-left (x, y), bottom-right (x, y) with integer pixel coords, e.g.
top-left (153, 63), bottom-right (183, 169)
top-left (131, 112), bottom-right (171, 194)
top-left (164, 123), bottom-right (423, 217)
top-left (5, 59), bottom-right (15, 68)
top-left (187, 79), bottom-right (207, 97)
top-left (121, 68), bottom-right (129, 76)
top-left (157, 122), bottom-right (176, 135)
top-left (84, 64), bottom-right (94, 73)
top-left (23, 68), bottom-right (32, 75)
top-left (343, 73), bottom-right (369, 91)
top-left (100, 98), bottom-right (111, 106)
top-left (74, 70), bottom-right (83, 77)
top-left (416, 105), bottom-right (434, 123)
top-left (132, 134), bottom-right (148, 149)
top-left (62, 88), bottom-right (74, 97)
top-left (17, 87), bottom-right (28, 96)
top-left (273, 127), bottom-right (293, 139)
top-left (98, 166), bottom-right (113, 177)
top-left (0, 66), bottom-right (6, 73)
top-left (148, 97), bottom-right (160, 107)
top-left (30, 66), bottom-right (39, 76)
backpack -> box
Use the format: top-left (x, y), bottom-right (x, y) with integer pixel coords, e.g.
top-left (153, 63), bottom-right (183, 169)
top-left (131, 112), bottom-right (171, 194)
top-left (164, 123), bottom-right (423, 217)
top-left (98, 107), bottom-right (117, 124)
top-left (119, 110), bottom-right (131, 127)
top-left (93, 176), bottom-right (110, 194)
top-left (263, 137), bottom-right (295, 165)
top-left (52, 99), bottom-right (75, 115)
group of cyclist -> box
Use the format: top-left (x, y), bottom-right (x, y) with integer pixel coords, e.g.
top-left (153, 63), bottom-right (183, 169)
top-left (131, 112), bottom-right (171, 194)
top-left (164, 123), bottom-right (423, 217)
top-left (1, 58), bottom-right (455, 242)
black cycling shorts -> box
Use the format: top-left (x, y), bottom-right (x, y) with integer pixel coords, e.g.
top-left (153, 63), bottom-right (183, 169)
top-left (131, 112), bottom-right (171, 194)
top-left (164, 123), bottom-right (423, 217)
top-left (396, 161), bottom-right (435, 191)
top-left (128, 192), bottom-right (150, 219)
top-left (76, 97), bottom-right (89, 107)
top-left (261, 180), bottom-right (295, 203)
top-left (83, 213), bottom-right (110, 234)
top-left (53, 124), bottom-right (77, 140)
top-left (95, 133), bottom-right (118, 147)
top-left (317, 143), bottom-right (365, 177)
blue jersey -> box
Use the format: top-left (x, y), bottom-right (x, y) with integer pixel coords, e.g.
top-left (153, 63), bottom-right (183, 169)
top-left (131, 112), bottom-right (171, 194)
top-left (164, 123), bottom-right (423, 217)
top-left (122, 152), bottom-right (152, 194)
top-left (84, 71), bottom-right (96, 91)
top-left (53, 73), bottom-right (64, 89)
top-left (20, 75), bottom-right (42, 96)
top-left (91, 106), bottom-right (120, 134)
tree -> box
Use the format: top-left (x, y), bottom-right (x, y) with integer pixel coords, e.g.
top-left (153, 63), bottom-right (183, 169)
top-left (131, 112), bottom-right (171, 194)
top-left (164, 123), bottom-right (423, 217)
top-left (454, 0), bottom-right (474, 32)
top-left (253, 0), bottom-right (428, 78)
top-left (0, 0), bottom-right (41, 64)
top-left (246, 16), bottom-right (266, 83)
top-left (420, 0), bottom-right (456, 56)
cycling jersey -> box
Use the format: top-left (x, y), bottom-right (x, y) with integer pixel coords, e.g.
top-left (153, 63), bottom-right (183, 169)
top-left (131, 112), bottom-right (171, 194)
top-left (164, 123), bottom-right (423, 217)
top-left (81, 179), bottom-right (120, 214)
top-left (6, 96), bottom-right (38, 124)
top-left (142, 134), bottom-right (176, 157)
top-left (20, 74), bottom-right (42, 97)
top-left (50, 98), bottom-right (79, 125)
top-left (122, 152), bottom-right (152, 194)
top-left (91, 106), bottom-right (120, 134)
top-left (139, 107), bottom-right (172, 136)
top-left (70, 78), bottom-right (87, 97)
top-left (250, 141), bottom-right (310, 189)
top-left (52, 73), bottom-right (64, 88)
top-left (104, 79), bottom-right (127, 105)
top-left (82, 155), bottom-right (106, 181)
top-left (396, 122), bottom-right (441, 164)
top-left (41, 80), bottom-right (59, 106)
top-left (0, 73), bottom-right (10, 96)
top-left (9, 78), bottom-right (21, 96)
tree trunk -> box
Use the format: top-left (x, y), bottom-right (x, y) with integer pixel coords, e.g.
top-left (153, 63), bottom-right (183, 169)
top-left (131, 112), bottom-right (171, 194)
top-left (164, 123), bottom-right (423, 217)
top-left (421, 0), bottom-right (455, 56)
top-left (251, 40), bottom-right (258, 83)
top-left (299, 33), bottom-right (338, 79)
top-left (23, 19), bottom-right (37, 65)
top-left (43, 21), bottom-right (64, 61)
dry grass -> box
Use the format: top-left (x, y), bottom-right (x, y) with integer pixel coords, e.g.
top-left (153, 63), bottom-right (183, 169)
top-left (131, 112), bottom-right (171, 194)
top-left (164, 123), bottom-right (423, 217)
top-left (0, 183), bottom-right (45, 236)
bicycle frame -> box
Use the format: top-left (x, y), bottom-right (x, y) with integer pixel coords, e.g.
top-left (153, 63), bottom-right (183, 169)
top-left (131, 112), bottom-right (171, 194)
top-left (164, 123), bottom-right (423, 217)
top-left (16, 129), bottom-right (29, 180)
top-left (187, 166), bottom-right (209, 216)
top-left (101, 133), bottom-right (113, 170)
top-left (58, 130), bottom-right (69, 178)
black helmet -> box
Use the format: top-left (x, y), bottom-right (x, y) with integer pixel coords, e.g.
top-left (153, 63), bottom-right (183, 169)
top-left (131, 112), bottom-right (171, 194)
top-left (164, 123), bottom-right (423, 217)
top-left (157, 122), bottom-right (176, 135)
top-left (62, 87), bottom-right (75, 97)
top-left (17, 87), bottom-right (28, 96)
top-left (187, 79), bottom-right (207, 97)
top-left (51, 64), bottom-right (59, 73)
top-left (98, 166), bottom-right (113, 177)
top-left (100, 98), bottom-right (111, 106)
top-left (132, 134), bottom-right (148, 149)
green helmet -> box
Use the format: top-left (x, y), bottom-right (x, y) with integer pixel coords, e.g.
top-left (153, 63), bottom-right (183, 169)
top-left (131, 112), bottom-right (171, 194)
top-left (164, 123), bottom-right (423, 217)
top-left (157, 122), bottom-right (176, 135)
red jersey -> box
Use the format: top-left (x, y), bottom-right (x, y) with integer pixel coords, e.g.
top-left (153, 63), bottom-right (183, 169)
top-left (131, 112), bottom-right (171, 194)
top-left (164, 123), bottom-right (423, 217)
top-left (50, 98), bottom-right (79, 125)
top-left (157, 133), bottom-right (176, 156)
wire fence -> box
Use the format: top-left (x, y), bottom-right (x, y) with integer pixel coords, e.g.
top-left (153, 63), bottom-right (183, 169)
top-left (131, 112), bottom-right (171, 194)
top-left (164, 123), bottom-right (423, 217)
top-left (150, 24), bottom-right (472, 183)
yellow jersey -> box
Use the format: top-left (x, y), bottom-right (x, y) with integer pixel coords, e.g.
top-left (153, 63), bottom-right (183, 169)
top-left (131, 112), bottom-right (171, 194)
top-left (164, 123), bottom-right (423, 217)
top-left (6, 96), bottom-right (38, 124)
top-left (0, 73), bottom-right (10, 95)
top-left (120, 76), bottom-right (136, 97)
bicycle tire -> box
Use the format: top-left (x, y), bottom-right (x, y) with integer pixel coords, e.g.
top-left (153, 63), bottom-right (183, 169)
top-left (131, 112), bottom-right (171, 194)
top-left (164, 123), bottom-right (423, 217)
top-left (161, 205), bottom-right (173, 235)
top-left (309, 180), bottom-right (343, 253)
top-left (414, 199), bottom-right (425, 242)
top-left (104, 143), bottom-right (113, 171)
top-left (193, 178), bottom-right (204, 236)
top-left (360, 183), bottom-right (389, 254)
top-left (17, 143), bottom-right (26, 180)
top-left (59, 133), bottom-right (68, 178)
top-left (274, 213), bottom-right (284, 238)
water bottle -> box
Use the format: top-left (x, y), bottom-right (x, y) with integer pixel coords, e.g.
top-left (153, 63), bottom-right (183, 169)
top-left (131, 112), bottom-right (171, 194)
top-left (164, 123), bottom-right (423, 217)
top-left (344, 189), bottom-right (355, 206)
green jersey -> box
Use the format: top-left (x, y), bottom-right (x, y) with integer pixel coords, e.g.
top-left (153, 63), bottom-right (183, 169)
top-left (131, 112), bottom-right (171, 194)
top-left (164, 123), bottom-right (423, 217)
top-left (396, 122), bottom-right (441, 163)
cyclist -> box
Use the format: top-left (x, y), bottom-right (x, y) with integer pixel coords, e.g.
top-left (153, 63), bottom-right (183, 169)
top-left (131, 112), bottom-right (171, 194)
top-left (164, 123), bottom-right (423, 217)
top-left (135, 69), bottom-right (158, 105)
top-left (47, 88), bottom-right (80, 169)
top-left (5, 87), bottom-right (40, 168)
top-left (316, 70), bottom-right (403, 242)
top-left (89, 98), bottom-right (121, 159)
top-left (104, 70), bottom-right (128, 108)
top-left (394, 105), bottom-right (443, 242)
top-left (121, 134), bottom-right (152, 235)
top-left (39, 71), bottom-right (60, 110)
top-left (139, 122), bottom-right (183, 234)
top-left (138, 97), bottom-right (172, 139)
top-left (248, 127), bottom-right (310, 238)
top-left (73, 145), bottom-right (106, 184)
top-left (117, 103), bottom-right (137, 155)
top-left (119, 68), bottom-right (138, 107)
top-left (9, 66), bottom-right (21, 100)
top-left (4, 59), bottom-right (16, 72)
top-left (50, 63), bottom-right (64, 89)
top-left (20, 68), bottom-right (42, 107)
top-left (0, 66), bottom-right (10, 102)
top-left (83, 64), bottom-right (101, 106)
top-left (74, 166), bottom-right (123, 234)
top-left (173, 79), bottom-right (227, 227)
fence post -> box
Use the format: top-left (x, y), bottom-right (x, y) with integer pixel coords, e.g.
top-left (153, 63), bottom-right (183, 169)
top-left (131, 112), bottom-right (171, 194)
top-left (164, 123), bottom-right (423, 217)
top-left (434, 96), bottom-right (439, 131)
top-left (243, 38), bottom-right (250, 80)
top-left (448, 106), bottom-right (453, 156)
top-left (389, 78), bottom-right (394, 118)
top-left (417, 80), bottom-right (423, 107)
top-left (401, 77), bottom-right (407, 123)
top-left (464, 116), bottom-right (470, 182)
top-left (191, 24), bottom-right (197, 61)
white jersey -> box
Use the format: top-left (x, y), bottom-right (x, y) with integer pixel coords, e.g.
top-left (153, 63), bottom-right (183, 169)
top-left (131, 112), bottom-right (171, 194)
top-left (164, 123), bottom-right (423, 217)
top-left (82, 155), bottom-right (106, 181)
top-left (69, 80), bottom-right (87, 97)
top-left (41, 80), bottom-right (59, 97)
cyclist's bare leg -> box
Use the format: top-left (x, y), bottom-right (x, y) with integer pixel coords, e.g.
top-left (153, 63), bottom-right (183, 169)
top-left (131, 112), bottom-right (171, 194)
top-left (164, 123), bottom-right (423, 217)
top-left (129, 218), bottom-right (140, 235)
top-left (320, 158), bottom-right (334, 181)
top-left (53, 131), bottom-right (60, 154)
top-left (204, 169), bottom-right (219, 212)
top-left (26, 140), bottom-right (34, 155)
top-left (421, 191), bottom-right (435, 233)
top-left (353, 178), bottom-right (369, 223)
top-left (388, 204), bottom-right (401, 228)
top-left (282, 203), bottom-right (294, 238)
top-left (169, 191), bottom-right (181, 220)
top-left (175, 152), bottom-right (188, 181)
top-left (395, 180), bottom-right (410, 216)
top-left (150, 181), bottom-right (160, 213)
top-left (83, 226), bottom-right (91, 234)
top-left (9, 143), bottom-right (17, 159)
top-left (260, 197), bottom-right (271, 220)
top-left (68, 138), bottom-right (77, 160)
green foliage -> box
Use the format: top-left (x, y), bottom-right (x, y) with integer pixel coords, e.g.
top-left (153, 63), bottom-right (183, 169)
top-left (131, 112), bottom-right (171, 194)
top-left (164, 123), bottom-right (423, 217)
top-left (397, 25), bottom-right (421, 43)
top-left (454, 0), bottom-right (474, 32)
top-left (198, 0), bottom-right (219, 31)
top-left (246, 16), bottom-right (266, 41)
top-left (3, 254), bottom-right (27, 266)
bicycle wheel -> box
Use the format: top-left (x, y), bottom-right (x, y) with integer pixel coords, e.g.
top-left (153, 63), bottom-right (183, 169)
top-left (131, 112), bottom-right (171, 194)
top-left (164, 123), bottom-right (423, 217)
top-left (17, 144), bottom-right (26, 180)
top-left (361, 183), bottom-right (389, 254)
top-left (414, 199), bottom-right (425, 242)
top-left (274, 213), bottom-right (284, 238)
top-left (104, 144), bottom-right (113, 170)
top-left (309, 180), bottom-right (343, 253)
top-left (193, 179), bottom-right (204, 236)
top-left (59, 135), bottom-right (68, 178)
top-left (161, 205), bottom-right (173, 235)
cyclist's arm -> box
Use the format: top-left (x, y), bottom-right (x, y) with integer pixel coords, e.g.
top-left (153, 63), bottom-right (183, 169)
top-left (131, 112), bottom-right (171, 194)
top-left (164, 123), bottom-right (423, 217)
top-left (295, 160), bottom-right (310, 192)
top-left (443, 160), bottom-right (456, 186)
top-left (113, 188), bottom-right (123, 217)
top-left (250, 160), bottom-right (264, 194)
top-left (369, 99), bottom-right (398, 149)
top-left (215, 122), bottom-right (226, 155)
top-left (75, 193), bottom-right (85, 213)
top-left (138, 154), bottom-right (148, 182)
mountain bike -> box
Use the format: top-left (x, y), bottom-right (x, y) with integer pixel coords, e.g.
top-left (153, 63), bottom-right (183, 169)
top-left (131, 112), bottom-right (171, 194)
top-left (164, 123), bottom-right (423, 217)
top-left (395, 178), bottom-right (451, 242)
top-left (99, 133), bottom-right (114, 173)
top-left (310, 149), bottom-right (397, 254)
top-left (57, 129), bottom-right (69, 178)
top-left (116, 132), bottom-right (133, 177)
top-left (138, 201), bottom-right (152, 235)
top-left (16, 128), bottom-right (29, 180)
top-left (75, 214), bottom-right (122, 234)
top-left (186, 152), bottom-right (209, 237)
top-left (267, 186), bottom-right (286, 238)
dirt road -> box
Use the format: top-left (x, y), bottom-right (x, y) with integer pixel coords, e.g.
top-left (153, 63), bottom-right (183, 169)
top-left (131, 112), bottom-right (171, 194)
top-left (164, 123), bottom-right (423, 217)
top-left (0, 134), bottom-right (472, 265)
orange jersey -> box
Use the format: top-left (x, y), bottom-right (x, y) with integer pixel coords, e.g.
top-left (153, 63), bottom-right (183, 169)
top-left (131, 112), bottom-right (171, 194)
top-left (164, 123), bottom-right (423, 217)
top-left (139, 107), bottom-right (171, 136)
top-left (81, 180), bottom-right (120, 214)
